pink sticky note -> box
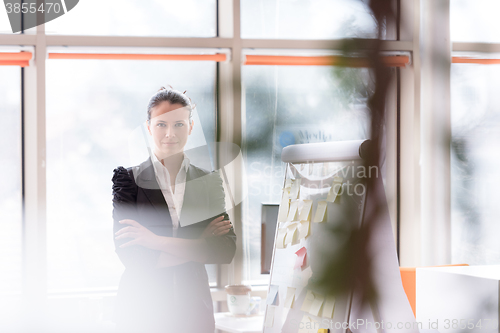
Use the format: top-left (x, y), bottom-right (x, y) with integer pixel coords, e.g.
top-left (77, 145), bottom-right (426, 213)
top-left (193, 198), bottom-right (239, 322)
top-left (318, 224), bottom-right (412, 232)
top-left (294, 247), bottom-right (307, 269)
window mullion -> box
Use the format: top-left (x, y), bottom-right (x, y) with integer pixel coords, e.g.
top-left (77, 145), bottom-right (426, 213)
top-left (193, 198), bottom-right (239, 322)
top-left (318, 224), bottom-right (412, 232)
top-left (22, 22), bottom-right (48, 320)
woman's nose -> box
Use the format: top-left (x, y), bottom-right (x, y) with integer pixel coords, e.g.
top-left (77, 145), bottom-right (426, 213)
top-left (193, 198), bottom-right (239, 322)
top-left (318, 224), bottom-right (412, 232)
top-left (165, 125), bottom-right (175, 138)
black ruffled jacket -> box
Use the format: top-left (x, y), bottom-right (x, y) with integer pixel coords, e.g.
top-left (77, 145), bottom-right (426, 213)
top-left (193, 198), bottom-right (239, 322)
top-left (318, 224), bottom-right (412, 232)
top-left (111, 157), bottom-right (236, 333)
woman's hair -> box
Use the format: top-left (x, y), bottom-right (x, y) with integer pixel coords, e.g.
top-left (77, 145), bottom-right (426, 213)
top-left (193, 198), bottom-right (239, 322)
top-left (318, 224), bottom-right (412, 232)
top-left (147, 86), bottom-right (194, 124)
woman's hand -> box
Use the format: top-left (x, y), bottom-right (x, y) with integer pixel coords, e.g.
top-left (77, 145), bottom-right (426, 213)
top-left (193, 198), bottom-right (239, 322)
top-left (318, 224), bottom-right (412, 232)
top-left (115, 219), bottom-right (164, 250)
top-left (200, 215), bottom-right (233, 239)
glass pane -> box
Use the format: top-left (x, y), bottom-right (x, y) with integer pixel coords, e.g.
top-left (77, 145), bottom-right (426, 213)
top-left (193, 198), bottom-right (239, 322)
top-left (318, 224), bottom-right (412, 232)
top-left (242, 65), bottom-right (373, 283)
top-left (451, 64), bottom-right (500, 264)
top-left (45, 0), bottom-right (216, 37)
top-left (46, 59), bottom-right (216, 291)
top-left (241, 0), bottom-right (379, 40)
top-left (451, 0), bottom-right (500, 43)
top-left (0, 67), bottom-right (22, 297)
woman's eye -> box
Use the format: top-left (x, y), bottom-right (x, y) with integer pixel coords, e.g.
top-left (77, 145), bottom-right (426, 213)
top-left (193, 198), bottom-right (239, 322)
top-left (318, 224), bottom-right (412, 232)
top-left (175, 123), bottom-right (184, 127)
top-left (157, 123), bottom-right (166, 127)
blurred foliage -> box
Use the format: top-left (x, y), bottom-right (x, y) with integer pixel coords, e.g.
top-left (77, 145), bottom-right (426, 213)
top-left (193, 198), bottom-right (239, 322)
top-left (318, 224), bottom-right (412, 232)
top-left (308, 0), bottom-right (396, 309)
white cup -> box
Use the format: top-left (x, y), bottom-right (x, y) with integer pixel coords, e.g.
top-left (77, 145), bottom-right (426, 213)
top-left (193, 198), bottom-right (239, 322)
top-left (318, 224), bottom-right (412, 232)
top-left (225, 285), bottom-right (254, 315)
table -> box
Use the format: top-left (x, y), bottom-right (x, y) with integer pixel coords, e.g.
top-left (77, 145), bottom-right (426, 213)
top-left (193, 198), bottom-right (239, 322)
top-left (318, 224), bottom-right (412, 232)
top-left (417, 265), bottom-right (500, 333)
top-left (214, 312), bottom-right (264, 333)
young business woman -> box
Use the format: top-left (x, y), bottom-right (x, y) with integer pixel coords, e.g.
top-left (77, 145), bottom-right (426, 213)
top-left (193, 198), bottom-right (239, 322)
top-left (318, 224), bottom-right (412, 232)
top-left (111, 87), bottom-right (236, 333)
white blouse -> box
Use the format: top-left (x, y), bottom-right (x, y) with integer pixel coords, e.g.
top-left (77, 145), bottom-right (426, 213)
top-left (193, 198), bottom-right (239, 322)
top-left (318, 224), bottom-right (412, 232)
top-left (151, 152), bottom-right (190, 237)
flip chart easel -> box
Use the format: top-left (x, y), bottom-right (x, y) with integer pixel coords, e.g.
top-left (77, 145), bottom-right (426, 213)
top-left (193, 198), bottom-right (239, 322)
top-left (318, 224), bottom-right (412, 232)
top-left (262, 140), bottom-right (418, 333)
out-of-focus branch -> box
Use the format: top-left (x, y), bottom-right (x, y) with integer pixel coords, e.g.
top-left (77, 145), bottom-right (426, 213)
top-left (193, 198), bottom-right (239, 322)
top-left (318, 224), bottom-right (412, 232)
top-left (310, 0), bottom-right (397, 308)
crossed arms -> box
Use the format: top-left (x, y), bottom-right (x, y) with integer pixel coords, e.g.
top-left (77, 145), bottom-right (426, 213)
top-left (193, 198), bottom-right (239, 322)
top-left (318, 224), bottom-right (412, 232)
top-left (111, 166), bottom-right (236, 270)
top-left (114, 216), bottom-right (234, 268)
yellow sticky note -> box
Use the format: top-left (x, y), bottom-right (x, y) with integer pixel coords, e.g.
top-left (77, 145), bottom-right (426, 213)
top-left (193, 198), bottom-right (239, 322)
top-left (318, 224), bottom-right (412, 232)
top-left (313, 201), bottom-right (327, 223)
top-left (309, 292), bottom-right (324, 316)
top-left (322, 296), bottom-right (336, 319)
top-left (283, 187), bottom-right (291, 200)
top-left (284, 287), bottom-right (296, 308)
top-left (318, 329), bottom-right (329, 333)
top-left (290, 178), bottom-right (301, 199)
top-left (277, 195), bottom-right (290, 222)
top-left (276, 228), bottom-right (287, 249)
top-left (298, 315), bottom-right (313, 333)
top-left (308, 162), bottom-right (314, 176)
top-left (301, 290), bottom-right (315, 312)
top-left (299, 200), bottom-right (313, 221)
top-left (284, 224), bottom-right (298, 246)
top-left (298, 220), bottom-right (310, 240)
top-left (326, 177), bottom-right (343, 202)
top-left (264, 305), bottom-right (276, 328)
top-left (287, 200), bottom-right (299, 222)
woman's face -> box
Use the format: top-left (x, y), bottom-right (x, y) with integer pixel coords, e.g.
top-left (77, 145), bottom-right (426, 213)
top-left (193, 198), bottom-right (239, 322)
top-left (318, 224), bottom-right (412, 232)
top-left (147, 102), bottom-right (193, 159)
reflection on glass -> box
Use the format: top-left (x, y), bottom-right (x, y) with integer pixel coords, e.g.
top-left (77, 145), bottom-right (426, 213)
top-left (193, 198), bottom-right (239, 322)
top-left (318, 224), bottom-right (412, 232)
top-left (242, 65), bottom-right (372, 283)
top-left (241, 0), bottom-right (378, 39)
top-left (451, 0), bottom-right (500, 43)
top-left (45, 0), bottom-right (216, 37)
top-left (451, 64), bottom-right (500, 264)
top-left (0, 67), bottom-right (22, 296)
top-left (46, 59), bottom-right (216, 291)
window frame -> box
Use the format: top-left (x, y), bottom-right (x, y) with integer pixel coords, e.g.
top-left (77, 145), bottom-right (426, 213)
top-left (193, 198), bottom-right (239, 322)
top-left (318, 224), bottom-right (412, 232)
top-left (3, 0), bottom-right (477, 313)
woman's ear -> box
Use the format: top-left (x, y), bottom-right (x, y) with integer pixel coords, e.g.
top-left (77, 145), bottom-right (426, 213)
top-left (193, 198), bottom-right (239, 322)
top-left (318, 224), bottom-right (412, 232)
top-left (147, 121), bottom-right (152, 135)
top-left (188, 120), bottom-right (194, 135)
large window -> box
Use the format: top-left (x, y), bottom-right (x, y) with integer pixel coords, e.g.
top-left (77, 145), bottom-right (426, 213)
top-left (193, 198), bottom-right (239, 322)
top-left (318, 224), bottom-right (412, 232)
top-left (451, 63), bottom-right (500, 264)
top-left (241, 0), bottom-right (379, 39)
top-left (45, 0), bottom-right (216, 37)
top-left (0, 67), bottom-right (22, 308)
top-left (242, 65), bottom-right (373, 283)
top-left (46, 59), bottom-right (217, 290)
top-left (451, 0), bottom-right (500, 43)
top-left (3, 0), bottom-right (464, 328)
top-left (450, 0), bottom-right (500, 265)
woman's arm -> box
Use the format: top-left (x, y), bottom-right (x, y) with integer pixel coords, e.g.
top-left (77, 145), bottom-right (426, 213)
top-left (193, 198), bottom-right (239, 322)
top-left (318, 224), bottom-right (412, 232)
top-left (201, 213), bottom-right (237, 264)
top-left (116, 216), bottom-right (234, 264)
top-left (203, 172), bottom-right (237, 264)
top-left (116, 226), bottom-right (209, 263)
top-left (156, 217), bottom-right (233, 268)
top-left (112, 167), bottom-right (161, 270)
